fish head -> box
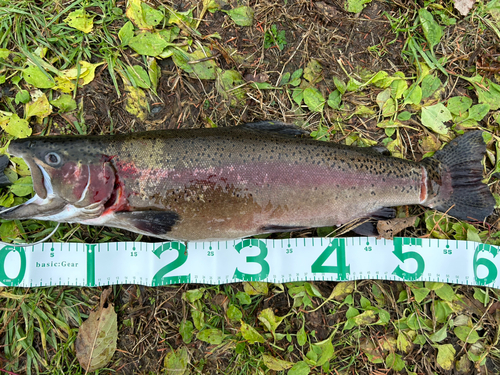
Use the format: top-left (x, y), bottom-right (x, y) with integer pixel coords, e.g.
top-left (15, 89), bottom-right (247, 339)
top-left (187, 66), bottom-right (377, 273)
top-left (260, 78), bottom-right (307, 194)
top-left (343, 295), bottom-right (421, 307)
top-left (1, 137), bottom-right (117, 221)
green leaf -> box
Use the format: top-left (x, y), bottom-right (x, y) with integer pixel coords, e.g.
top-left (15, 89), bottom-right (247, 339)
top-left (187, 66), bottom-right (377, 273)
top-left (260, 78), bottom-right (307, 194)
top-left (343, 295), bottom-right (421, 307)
top-left (141, 3), bottom-right (164, 27)
top-left (473, 287), bottom-right (490, 305)
top-left (418, 9), bottom-right (442, 50)
top-left (433, 284), bottom-right (455, 302)
top-left (0, 114), bottom-right (32, 138)
top-left (0, 221), bottom-right (19, 242)
top-left (240, 321), bottom-right (265, 344)
top-left (429, 325), bottom-right (448, 343)
top-left (436, 344), bottom-right (456, 370)
top-left (351, 310), bottom-right (377, 326)
top-left (467, 75), bottom-right (500, 110)
top-left (454, 326), bottom-right (480, 344)
top-left (128, 31), bottom-right (168, 56)
top-left (421, 75), bottom-right (441, 99)
top-left (127, 65), bottom-right (151, 89)
top-left (398, 111), bottom-right (412, 121)
top-left (292, 88), bottom-right (304, 106)
top-left (0, 193), bottom-right (14, 208)
top-left (346, 77), bottom-right (362, 91)
top-left (167, 9), bottom-right (195, 28)
top-left (468, 104), bottom-right (490, 121)
top-left (171, 48), bottom-right (217, 80)
top-left (297, 324), bottom-right (307, 346)
top-left (303, 87), bottom-right (325, 112)
top-left (22, 65), bottom-right (55, 88)
top-left (118, 21), bottom-right (135, 46)
top-left (447, 96), bottom-right (472, 115)
top-left (385, 353), bottom-right (405, 371)
top-left (280, 72), bottom-right (291, 86)
top-left (179, 320), bottom-right (193, 344)
top-left (288, 361), bottom-right (310, 375)
top-left (412, 287), bottom-right (430, 303)
top-left (64, 9), bottom-right (94, 33)
top-left (258, 308), bottom-right (284, 337)
top-left (290, 69), bottom-right (303, 86)
top-left (327, 90), bottom-right (341, 109)
top-left (10, 176), bottom-right (33, 197)
top-left (50, 94), bottom-right (77, 113)
top-left (390, 72), bottom-right (408, 99)
top-left (183, 288), bottom-right (205, 303)
top-left (0, 48), bottom-right (10, 59)
top-left (403, 83), bottom-right (422, 105)
top-left (163, 347), bottom-right (188, 375)
top-left (236, 291), bottom-right (251, 305)
top-left (310, 338), bottom-right (334, 366)
top-left (148, 58), bottom-right (160, 92)
top-left (197, 328), bottom-right (224, 345)
top-left (420, 103), bottom-right (451, 135)
top-left (346, 0), bottom-right (372, 13)
top-left (227, 305), bottom-right (242, 321)
top-left (223, 6), bottom-right (254, 26)
top-left (333, 76), bottom-right (346, 94)
top-left (15, 90), bottom-right (30, 105)
top-left (262, 354), bottom-right (293, 371)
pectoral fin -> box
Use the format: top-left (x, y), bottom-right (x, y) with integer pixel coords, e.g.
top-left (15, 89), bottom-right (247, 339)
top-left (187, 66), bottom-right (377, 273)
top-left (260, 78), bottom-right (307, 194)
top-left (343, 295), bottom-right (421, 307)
top-left (114, 211), bottom-right (180, 235)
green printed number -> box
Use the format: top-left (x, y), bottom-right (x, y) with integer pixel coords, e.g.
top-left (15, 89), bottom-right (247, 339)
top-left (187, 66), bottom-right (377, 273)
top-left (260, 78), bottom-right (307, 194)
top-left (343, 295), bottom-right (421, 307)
top-left (311, 239), bottom-right (350, 280)
top-left (473, 244), bottom-right (498, 285)
top-left (0, 246), bottom-right (26, 286)
top-left (233, 239), bottom-right (269, 281)
top-left (392, 238), bottom-right (425, 280)
top-left (152, 242), bottom-right (191, 286)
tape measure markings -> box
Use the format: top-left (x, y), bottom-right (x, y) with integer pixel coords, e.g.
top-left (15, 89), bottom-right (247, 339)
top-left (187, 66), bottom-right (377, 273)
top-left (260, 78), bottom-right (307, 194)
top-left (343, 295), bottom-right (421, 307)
top-left (1, 237), bottom-right (499, 288)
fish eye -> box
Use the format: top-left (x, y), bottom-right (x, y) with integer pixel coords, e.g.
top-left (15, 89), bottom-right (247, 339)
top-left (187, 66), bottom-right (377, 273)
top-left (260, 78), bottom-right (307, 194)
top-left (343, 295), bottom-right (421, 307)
top-left (45, 152), bottom-right (62, 166)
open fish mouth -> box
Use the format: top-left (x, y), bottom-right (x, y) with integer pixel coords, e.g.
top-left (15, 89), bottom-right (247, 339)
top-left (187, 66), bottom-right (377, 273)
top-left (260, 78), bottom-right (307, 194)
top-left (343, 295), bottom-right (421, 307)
top-left (0, 159), bottom-right (68, 220)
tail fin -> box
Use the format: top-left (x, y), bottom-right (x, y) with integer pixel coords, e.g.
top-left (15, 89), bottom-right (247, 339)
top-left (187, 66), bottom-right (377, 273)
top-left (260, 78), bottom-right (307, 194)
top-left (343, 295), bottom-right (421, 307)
top-left (421, 131), bottom-right (495, 222)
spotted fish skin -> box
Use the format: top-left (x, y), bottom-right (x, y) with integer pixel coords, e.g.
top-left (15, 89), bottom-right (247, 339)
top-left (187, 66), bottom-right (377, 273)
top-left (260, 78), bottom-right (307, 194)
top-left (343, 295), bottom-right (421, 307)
top-left (1, 123), bottom-right (495, 241)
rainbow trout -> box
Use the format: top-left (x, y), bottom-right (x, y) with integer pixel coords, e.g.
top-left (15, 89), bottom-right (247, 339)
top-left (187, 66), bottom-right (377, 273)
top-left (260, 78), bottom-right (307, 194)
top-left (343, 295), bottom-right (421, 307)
top-left (0, 122), bottom-right (495, 241)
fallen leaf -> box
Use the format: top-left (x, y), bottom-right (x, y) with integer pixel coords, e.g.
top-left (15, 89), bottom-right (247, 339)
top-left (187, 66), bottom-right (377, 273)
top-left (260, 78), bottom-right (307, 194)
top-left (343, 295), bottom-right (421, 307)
top-left (164, 347), bottom-right (189, 375)
top-left (377, 216), bottom-right (418, 239)
top-left (243, 281), bottom-right (268, 295)
top-left (0, 114), bottom-right (32, 138)
top-left (421, 103), bottom-right (452, 135)
top-left (124, 84), bottom-right (148, 120)
top-left (25, 90), bottom-right (52, 120)
top-left (75, 288), bottom-right (117, 372)
top-left (262, 354), bottom-right (293, 371)
top-left (436, 343), bottom-right (455, 370)
top-left (454, 0), bottom-right (475, 16)
top-left (64, 9), bottom-right (95, 33)
top-left (329, 281), bottom-right (355, 301)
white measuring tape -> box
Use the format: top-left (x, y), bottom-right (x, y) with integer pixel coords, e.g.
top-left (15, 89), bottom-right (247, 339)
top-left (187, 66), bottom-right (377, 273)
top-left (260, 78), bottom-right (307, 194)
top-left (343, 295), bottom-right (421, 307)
top-left (1, 237), bottom-right (499, 288)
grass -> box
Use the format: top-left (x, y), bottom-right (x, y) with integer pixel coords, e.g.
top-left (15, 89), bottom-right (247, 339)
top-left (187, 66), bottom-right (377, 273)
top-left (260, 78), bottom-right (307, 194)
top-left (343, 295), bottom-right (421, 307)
top-left (1, 0), bottom-right (500, 373)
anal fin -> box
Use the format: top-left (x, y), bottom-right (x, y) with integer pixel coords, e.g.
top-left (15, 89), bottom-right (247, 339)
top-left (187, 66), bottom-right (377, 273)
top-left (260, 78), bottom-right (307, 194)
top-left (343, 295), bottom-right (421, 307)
top-left (260, 225), bottom-right (308, 233)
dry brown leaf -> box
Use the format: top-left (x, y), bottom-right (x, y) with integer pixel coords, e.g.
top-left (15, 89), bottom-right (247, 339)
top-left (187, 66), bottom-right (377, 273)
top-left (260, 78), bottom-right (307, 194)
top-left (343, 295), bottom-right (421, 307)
top-left (377, 216), bottom-right (418, 239)
top-left (454, 0), bottom-right (475, 16)
top-left (75, 288), bottom-right (117, 372)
